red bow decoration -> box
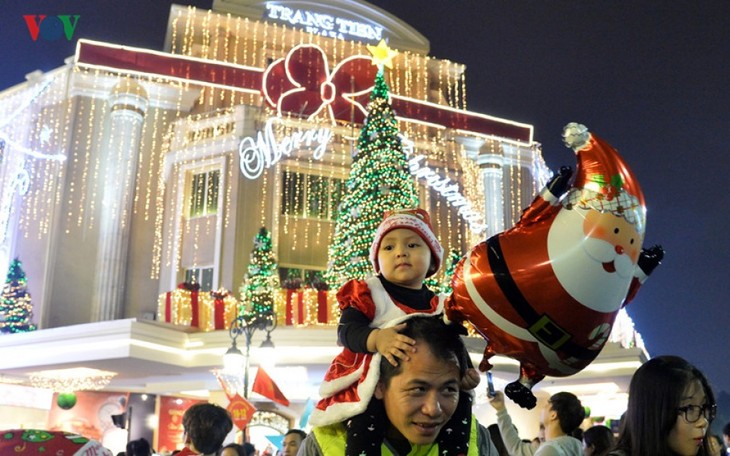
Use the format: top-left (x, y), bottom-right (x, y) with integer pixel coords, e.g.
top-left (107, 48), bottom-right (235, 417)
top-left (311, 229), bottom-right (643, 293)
top-left (177, 281), bottom-right (201, 292)
top-left (262, 44), bottom-right (377, 124)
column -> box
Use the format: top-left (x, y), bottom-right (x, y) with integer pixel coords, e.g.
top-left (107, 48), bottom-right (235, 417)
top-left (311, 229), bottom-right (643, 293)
top-left (456, 136), bottom-right (505, 239)
top-left (91, 79), bottom-right (148, 321)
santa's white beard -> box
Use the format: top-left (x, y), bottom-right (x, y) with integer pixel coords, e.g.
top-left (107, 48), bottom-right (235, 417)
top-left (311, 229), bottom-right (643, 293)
top-left (547, 208), bottom-right (634, 312)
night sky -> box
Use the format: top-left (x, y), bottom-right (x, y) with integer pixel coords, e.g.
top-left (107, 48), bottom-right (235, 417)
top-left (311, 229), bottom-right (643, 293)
top-left (2, 0), bottom-right (728, 398)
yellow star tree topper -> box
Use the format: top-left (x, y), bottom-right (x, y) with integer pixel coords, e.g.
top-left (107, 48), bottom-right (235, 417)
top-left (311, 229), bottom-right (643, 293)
top-left (367, 39), bottom-right (398, 69)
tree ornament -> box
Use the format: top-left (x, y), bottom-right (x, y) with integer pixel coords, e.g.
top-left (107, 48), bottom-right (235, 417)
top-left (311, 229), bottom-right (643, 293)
top-left (57, 392), bottom-right (77, 410)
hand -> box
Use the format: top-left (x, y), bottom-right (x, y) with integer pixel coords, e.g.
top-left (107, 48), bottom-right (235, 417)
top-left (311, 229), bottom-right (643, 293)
top-left (488, 390), bottom-right (506, 411)
top-left (461, 367), bottom-right (481, 391)
top-left (372, 323), bottom-right (416, 366)
top-left (638, 244), bottom-right (664, 275)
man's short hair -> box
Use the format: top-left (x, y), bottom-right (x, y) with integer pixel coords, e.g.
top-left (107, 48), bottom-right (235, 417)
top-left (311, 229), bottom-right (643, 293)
top-left (723, 422), bottom-right (730, 437)
top-left (549, 392), bottom-right (585, 434)
top-left (126, 437), bottom-right (151, 456)
top-left (285, 429), bottom-right (307, 440)
top-left (379, 315), bottom-right (468, 387)
top-left (182, 403), bottom-right (233, 454)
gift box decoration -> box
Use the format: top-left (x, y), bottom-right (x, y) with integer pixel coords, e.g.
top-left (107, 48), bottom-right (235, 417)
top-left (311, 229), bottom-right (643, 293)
top-left (158, 283), bottom-right (239, 331)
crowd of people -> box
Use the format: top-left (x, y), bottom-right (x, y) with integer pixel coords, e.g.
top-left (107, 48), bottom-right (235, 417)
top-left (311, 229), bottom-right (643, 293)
top-left (121, 319), bottom-right (723, 456)
top-left (75, 209), bottom-right (726, 456)
top-left (117, 404), bottom-right (306, 456)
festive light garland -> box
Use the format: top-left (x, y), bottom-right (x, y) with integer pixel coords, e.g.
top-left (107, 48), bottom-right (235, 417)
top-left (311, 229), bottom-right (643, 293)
top-left (0, 258), bottom-right (36, 333)
top-left (0, 4), bottom-right (548, 309)
top-left (239, 227), bottom-right (280, 316)
top-left (326, 64), bottom-right (419, 287)
top-left (28, 368), bottom-right (116, 393)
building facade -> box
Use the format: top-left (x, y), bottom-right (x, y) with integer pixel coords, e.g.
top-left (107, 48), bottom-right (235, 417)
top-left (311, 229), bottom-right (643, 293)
top-left (0, 0), bottom-right (647, 451)
top-left (0, 0), bottom-right (547, 329)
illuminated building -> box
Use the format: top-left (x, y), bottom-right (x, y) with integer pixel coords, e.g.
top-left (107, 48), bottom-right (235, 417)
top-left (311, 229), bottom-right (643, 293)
top-left (0, 0), bottom-right (646, 449)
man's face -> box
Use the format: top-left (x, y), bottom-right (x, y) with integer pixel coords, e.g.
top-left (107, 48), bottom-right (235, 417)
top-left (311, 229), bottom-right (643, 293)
top-left (282, 433), bottom-right (303, 456)
top-left (540, 401), bottom-right (556, 436)
top-left (374, 341), bottom-right (460, 446)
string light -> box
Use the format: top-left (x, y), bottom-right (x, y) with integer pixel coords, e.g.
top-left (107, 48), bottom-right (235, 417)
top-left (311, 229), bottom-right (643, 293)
top-left (28, 368), bottom-right (116, 393)
top-left (0, 4), bottom-right (551, 317)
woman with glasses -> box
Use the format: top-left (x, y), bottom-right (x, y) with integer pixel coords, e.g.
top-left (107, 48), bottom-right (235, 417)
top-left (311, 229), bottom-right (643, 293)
top-left (608, 355), bottom-right (717, 456)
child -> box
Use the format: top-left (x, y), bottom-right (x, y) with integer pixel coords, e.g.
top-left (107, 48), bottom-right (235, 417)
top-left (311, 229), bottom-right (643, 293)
top-left (310, 208), bottom-right (480, 455)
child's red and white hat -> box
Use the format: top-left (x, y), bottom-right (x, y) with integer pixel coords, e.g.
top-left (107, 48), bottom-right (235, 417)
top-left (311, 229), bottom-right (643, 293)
top-left (369, 208), bottom-right (444, 277)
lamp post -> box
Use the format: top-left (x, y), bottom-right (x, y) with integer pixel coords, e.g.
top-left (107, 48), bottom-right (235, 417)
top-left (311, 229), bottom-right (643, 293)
top-left (224, 309), bottom-right (277, 399)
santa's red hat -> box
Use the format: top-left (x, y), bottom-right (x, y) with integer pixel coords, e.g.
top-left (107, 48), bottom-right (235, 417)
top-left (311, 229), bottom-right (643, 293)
top-left (563, 123), bottom-right (646, 232)
top-left (369, 208), bottom-right (444, 277)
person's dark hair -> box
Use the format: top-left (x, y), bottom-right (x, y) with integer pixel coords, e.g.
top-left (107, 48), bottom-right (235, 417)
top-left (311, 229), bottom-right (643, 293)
top-left (379, 315), bottom-right (468, 386)
top-left (723, 422), bottom-right (730, 437)
top-left (242, 442), bottom-right (255, 456)
top-left (583, 425), bottom-right (615, 456)
top-left (487, 423), bottom-right (509, 456)
top-left (182, 402), bottom-right (233, 454)
top-left (613, 355), bottom-right (716, 456)
top-left (221, 443), bottom-right (247, 456)
top-left (285, 429), bottom-right (307, 440)
top-left (570, 427), bottom-right (584, 441)
top-left (126, 438), bottom-right (151, 456)
top-left (549, 392), bottom-right (584, 434)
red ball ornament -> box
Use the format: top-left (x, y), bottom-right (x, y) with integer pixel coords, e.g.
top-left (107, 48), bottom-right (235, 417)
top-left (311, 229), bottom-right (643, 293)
top-left (446, 123), bottom-right (664, 409)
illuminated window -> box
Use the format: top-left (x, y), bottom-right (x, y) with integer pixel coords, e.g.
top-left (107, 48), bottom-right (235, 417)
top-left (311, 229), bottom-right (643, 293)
top-left (185, 267), bottom-right (214, 291)
top-left (189, 170), bottom-right (220, 217)
top-left (281, 171), bottom-right (344, 220)
top-left (279, 267), bottom-right (325, 288)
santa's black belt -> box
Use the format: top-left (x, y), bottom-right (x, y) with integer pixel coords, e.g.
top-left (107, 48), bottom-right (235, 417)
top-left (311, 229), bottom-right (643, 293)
top-left (485, 236), bottom-right (594, 361)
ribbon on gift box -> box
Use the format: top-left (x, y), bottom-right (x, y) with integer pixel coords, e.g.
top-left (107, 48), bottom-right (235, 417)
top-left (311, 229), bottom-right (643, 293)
top-left (317, 290), bottom-right (328, 323)
top-left (205, 288), bottom-right (238, 331)
top-left (297, 291), bottom-right (305, 325)
top-left (284, 289), bottom-right (304, 326)
top-left (165, 292), bottom-right (172, 323)
top-left (214, 298), bottom-right (226, 329)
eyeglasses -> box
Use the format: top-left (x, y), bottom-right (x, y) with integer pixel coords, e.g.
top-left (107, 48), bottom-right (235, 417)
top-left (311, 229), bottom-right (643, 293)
top-left (676, 404), bottom-right (717, 423)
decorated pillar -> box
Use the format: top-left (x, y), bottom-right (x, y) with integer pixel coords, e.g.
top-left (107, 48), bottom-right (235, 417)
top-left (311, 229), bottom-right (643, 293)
top-left (457, 136), bottom-right (506, 239)
top-left (91, 79), bottom-right (148, 321)
top-left (478, 154), bottom-right (506, 239)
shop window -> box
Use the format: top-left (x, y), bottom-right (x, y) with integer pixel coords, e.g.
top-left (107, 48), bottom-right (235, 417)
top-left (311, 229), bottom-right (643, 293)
top-left (189, 169), bottom-right (220, 217)
top-left (281, 171), bottom-right (344, 220)
top-left (185, 267), bottom-right (214, 291)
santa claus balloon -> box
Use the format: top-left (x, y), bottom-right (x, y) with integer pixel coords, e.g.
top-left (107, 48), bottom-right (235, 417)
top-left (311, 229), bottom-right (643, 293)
top-left (446, 123), bottom-right (664, 409)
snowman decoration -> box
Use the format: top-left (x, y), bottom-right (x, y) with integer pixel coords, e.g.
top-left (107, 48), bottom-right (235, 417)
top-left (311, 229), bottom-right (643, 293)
top-left (446, 123), bottom-right (664, 408)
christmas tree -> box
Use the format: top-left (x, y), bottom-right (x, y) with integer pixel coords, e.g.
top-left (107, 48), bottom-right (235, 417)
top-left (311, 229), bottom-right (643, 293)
top-left (326, 42), bottom-right (419, 288)
top-left (0, 258), bottom-right (37, 334)
top-left (239, 227), bottom-right (280, 317)
top-left (424, 248), bottom-right (462, 294)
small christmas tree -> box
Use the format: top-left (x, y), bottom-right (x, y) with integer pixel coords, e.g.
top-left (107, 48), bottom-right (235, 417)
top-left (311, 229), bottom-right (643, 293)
top-left (0, 258), bottom-right (37, 334)
top-left (326, 43), bottom-right (419, 288)
top-left (239, 227), bottom-right (280, 317)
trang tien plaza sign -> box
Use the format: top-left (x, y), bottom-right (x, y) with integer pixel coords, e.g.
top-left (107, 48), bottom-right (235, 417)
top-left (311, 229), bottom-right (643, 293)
top-left (265, 3), bottom-right (383, 41)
